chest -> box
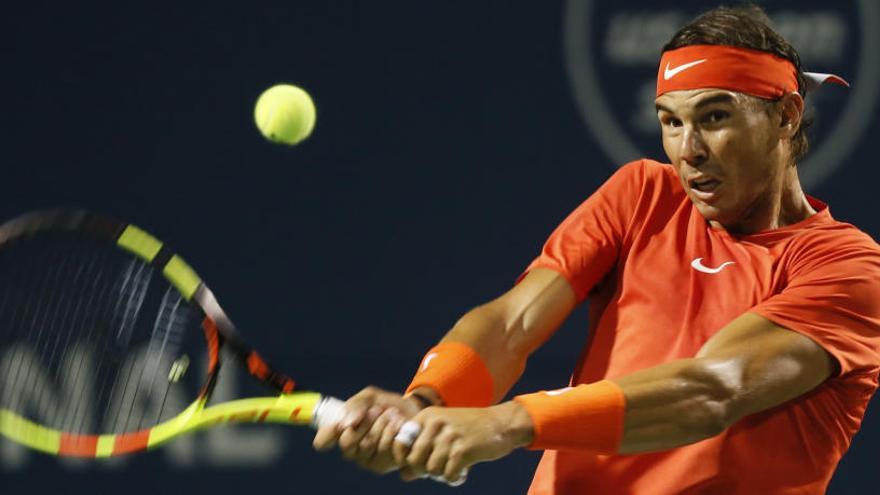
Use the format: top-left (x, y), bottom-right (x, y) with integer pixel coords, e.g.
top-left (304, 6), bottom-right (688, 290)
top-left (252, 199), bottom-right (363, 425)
top-left (612, 211), bottom-right (790, 348)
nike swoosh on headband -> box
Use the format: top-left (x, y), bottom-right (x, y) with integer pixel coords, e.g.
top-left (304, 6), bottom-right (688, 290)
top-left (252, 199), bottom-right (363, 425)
top-left (664, 59), bottom-right (708, 80)
top-left (657, 45), bottom-right (851, 99)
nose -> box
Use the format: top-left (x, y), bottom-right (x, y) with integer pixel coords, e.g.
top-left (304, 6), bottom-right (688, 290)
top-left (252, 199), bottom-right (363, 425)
top-left (680, 127), bottom-right (708, 166)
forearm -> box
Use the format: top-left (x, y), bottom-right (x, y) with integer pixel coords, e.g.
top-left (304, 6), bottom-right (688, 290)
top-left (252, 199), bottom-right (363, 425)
top-left (434, 270), bottom-right (575, 403)
top-left (611, 357), bottom-right (739, 453)
top-left (439, 304), bottom-right (529, 403)
top-left (394, 316), bottom-right (835, 482)
top-left (509, 319), bottom-right (833, 455)
top-left (406, 269), bottom-right (575, 406)
top-left (396, 357), bottom-right (736, 480)
top-left (498, 357), bottom-right (737, 456)
top-left (612, 314), bottom-right (836, 453)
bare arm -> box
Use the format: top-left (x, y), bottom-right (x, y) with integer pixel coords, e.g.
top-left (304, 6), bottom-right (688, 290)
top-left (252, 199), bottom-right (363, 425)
top-left (411, 267), bottom-right (578, 405)
top-left (396, 310), bottom-right (838, 482)
top-left (313, 267), bottom-right (575, 473)
top-left (614, 311), bottom-right (837, 453)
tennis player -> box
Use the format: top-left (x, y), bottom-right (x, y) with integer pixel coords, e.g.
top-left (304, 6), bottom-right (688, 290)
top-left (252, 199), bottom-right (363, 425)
top-left (314, 5), bottom-right (880, 493)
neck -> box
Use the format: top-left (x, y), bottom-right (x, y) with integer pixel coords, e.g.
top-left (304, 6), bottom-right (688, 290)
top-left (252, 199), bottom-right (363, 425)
top-left (777, 169), bottom-right (817, 226)
top-left (711, 165), bottom-right (816, 234)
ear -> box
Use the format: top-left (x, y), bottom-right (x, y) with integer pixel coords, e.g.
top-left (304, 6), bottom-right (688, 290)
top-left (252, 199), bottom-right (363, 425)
top-left (778, 92), bottom-right (805, 139)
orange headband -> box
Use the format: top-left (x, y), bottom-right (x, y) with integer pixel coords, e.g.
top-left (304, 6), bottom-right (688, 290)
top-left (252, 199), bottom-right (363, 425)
top-left (656, 45), bottom-right (848, 99)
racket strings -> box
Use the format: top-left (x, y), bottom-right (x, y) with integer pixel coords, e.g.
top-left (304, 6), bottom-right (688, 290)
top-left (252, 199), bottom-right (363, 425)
top-left (125, 287), bottom-right (190, 432)
top-left (41, 250), bottom-right (91, 430)
top-left (104, 258), bottom-right (160, 433)
top-left (0, 234), bottom-right (206, 437)
top-left (8, 241), bottom-right (112, 432)
top-left (65, 252), bottom-right (122, 433)
top-left (6, 241), bottom-right (66, 425)
top-left (59, 250), bottom-right (119, 434)
top-left (103, 258), bottom-right (201, 433)
top-left (2, 243), bottom-right (83, 440)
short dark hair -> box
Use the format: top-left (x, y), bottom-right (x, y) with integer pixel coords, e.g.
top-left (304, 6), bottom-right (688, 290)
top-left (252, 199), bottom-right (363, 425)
top-left (663, 4), bottom-right (812, 165)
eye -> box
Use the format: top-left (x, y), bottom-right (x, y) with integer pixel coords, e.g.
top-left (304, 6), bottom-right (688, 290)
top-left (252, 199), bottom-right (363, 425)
top-left (660, 115), bottom-right (683, 128)
top-left (703, 110), bottom-right (729, 124)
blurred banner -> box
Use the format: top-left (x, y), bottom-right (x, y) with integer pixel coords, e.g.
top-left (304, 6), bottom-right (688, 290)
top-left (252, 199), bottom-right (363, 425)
top-left (2, 1), bottom-right (877, 493)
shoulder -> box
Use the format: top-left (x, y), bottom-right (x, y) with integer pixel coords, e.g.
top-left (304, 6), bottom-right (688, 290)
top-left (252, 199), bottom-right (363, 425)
top-left (785, 220), bottom-right (880, 276)
top-left (604, 159), bottom-right (683, 197)
top-left (613, 159), bottom-right (676, 181)
top-left (609, 159), bottom-right (687, 213)
top-left (794, 218), bottom-right (879, 254)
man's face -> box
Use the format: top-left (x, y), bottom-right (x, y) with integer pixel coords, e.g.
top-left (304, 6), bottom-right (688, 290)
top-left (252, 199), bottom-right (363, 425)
top-left (655, 89), bottom-right (785, 231)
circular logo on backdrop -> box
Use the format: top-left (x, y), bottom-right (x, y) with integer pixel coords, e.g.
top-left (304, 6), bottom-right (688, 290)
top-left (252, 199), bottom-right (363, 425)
top-left (563, 0), bottom-right (880, 189)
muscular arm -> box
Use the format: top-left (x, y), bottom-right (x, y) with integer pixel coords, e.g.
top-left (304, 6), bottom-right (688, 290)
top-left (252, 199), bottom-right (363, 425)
top-left (614, 312), bottom-right (837, 453)
top-left (312, 268), bottom-right (576, 473)
top-left (412, 267), bottom-right (577, 405)
top-left (397, 302), bottom-right (839, 482)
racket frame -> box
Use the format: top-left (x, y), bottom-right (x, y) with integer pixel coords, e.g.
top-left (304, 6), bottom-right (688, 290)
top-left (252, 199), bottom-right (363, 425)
top-left (0, 210), bottom-right (325, 458)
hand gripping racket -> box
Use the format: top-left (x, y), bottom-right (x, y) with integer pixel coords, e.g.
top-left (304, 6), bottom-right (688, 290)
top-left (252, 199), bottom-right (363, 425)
top-left (0, 209), bottom-right (347, 458)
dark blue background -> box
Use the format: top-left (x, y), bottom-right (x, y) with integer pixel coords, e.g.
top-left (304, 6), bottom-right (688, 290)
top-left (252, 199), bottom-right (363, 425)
top-left (2, 1), bottom-right (877, 493)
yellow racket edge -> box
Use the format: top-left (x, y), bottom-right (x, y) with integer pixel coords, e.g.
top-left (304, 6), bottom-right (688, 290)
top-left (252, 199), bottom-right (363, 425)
top-left (0, 391), bottom-right (342, 458)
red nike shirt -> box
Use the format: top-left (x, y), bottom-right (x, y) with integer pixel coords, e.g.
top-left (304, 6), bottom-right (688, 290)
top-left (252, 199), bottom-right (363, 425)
top-left (522, 160), bottom-right (880, 494)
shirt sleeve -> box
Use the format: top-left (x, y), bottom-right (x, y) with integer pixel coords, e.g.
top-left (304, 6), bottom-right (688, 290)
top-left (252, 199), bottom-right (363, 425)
top-left (751, 235), bottom-right (880, 376)
top-left (519, 160), bottom-right (646, 302)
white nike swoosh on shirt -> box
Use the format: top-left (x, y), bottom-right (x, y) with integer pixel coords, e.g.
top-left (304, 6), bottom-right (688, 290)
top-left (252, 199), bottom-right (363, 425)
top-left (691, 258), bottom-right (735, 274)
top-left (664, 59), bottom-right (708, 80)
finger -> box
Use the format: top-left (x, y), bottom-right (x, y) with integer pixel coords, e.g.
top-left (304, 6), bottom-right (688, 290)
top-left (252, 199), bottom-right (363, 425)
top-left (359, 445), bottom-right (399, 475)
top-left (445, 446), bottom-right (470, 486)
top-left (312, 421), bottom-right (343, 451)
top-left (339, 386), bottom-right (385, 429)
top-left (339, 426), bottom-right (369, 460)
top-left (392, 420), bottom-right (422, 465)
top-left (376, 410), bottom-right (405, 456)
top-left (445, 469), bottom-right (469, 487)
top-left (405, 420), bottom-right (443, 473)
top-left (312, 398), bottom-right (350, 451)
top-left (399, 465), bottom-right (421, 483)
top-left (339, 406), bottom-right (382, 458)
top-left (356, 407), bottom-right (398, 463)
top-left (339, 401), bottom-right (370, 430)
top-left (425, 431), bottom-right (453, 477)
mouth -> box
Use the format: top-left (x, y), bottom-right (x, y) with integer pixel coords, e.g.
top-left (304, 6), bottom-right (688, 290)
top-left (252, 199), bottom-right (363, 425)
top-left (688, 176), bottom-right (722, 201)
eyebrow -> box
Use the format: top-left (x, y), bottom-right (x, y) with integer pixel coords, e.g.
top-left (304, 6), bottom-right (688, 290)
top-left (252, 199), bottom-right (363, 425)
top-left (655, 93), bottom-right (736, 114)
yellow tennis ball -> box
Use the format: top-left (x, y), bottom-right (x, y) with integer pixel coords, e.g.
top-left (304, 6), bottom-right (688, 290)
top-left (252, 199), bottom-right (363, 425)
top-left (254, 84), bottom-right (316, 145)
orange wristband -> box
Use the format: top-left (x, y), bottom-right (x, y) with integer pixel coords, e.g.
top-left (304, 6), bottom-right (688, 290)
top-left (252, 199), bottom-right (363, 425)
top-left (405, 342), bottom-right (494, 407)
top-left (513, 380), bottom-right (626, 453)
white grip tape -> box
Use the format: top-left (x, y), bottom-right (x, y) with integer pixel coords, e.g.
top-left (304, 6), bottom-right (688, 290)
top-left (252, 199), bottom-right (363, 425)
top-left (311, 396), bottom-right (347, 429)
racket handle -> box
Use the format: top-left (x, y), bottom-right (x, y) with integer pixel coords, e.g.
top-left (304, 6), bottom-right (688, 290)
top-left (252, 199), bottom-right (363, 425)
top-left (311, 396), bottom-right (347, 429)
top-left (309, 395), bottom-right (467, 487)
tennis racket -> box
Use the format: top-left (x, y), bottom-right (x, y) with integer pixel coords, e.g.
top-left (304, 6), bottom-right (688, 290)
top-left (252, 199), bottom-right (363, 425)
top-left (0, 209), bottom-right (347, 458)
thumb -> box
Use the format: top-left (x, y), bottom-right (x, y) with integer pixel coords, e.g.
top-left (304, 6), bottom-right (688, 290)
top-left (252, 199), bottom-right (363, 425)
top-left (399, 465), bottom-right (423, 482)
